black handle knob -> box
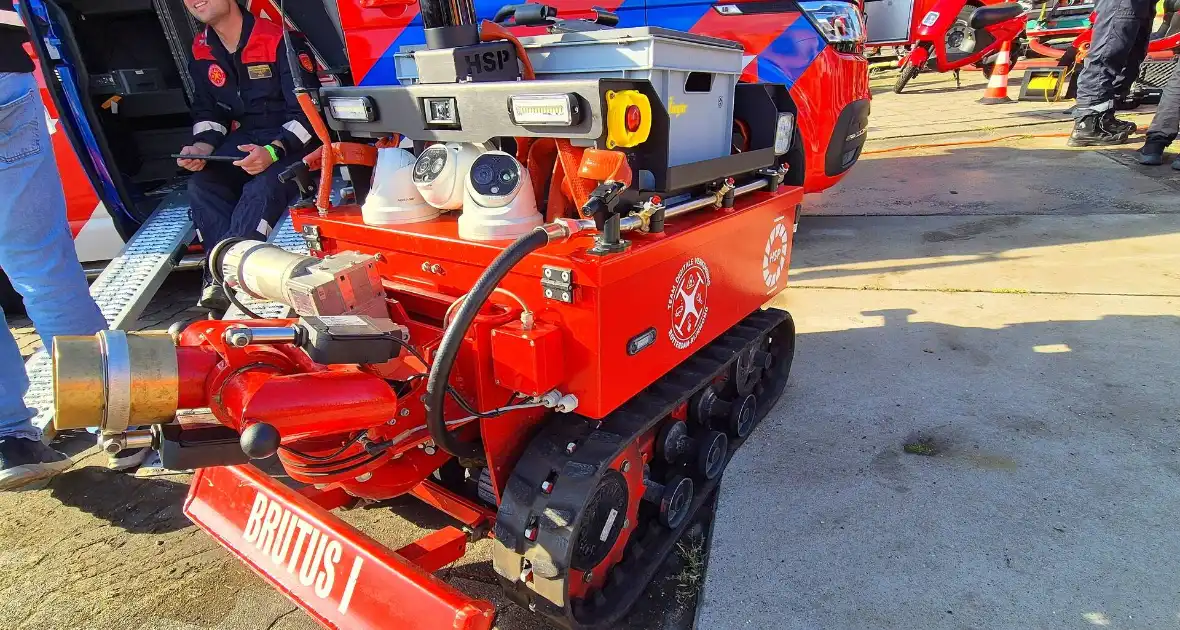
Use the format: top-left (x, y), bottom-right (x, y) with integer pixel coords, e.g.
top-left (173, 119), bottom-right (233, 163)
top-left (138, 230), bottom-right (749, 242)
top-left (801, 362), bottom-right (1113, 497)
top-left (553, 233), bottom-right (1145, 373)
top-left (240, 422), bottom-right (281, 460)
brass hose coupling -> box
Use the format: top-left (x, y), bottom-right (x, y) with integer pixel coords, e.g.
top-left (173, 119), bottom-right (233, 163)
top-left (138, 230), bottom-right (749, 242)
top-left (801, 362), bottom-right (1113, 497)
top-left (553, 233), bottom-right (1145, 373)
top-left (52, 330), bottom-right (179, 433)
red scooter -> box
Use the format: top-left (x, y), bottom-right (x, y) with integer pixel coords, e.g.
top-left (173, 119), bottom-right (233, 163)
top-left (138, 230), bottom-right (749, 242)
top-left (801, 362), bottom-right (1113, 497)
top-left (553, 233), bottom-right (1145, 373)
top-left (894, 0), bottom-right (1028, 93)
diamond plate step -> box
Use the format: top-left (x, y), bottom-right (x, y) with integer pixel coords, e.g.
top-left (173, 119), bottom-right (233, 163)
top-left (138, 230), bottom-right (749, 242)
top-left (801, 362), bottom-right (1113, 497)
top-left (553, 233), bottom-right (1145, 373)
top-left (27, 189), bottom-right (195, 441)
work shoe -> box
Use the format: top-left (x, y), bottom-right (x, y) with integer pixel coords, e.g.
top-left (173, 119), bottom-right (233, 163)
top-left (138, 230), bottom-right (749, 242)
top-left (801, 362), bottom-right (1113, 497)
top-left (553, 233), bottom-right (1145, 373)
top-left (1067, 113), bottom-right (1131, 147)
top-left (1104, 111), bottom-right (1138, 136)
top-left (197, 283), bottom-right (230, 312)
top-left (1136, 140), bottom-right (1167, 165)
top-left (0, 437), bottom-right (73, 491)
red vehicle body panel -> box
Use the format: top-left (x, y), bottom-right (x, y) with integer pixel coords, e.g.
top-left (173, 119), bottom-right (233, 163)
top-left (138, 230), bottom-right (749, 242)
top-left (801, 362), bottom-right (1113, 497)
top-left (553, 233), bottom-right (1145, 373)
top-left (335, 0), bottom-right (869, 193)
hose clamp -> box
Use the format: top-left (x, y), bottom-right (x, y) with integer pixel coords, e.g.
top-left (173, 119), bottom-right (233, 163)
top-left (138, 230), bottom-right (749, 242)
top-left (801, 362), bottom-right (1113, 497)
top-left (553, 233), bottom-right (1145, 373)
top-left (99, 330), bottom-right (132, 434)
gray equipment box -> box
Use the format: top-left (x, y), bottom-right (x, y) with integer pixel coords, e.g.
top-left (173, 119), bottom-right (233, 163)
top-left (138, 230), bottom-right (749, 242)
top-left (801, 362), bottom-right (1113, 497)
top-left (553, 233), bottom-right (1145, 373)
top-left (397, 27), bottom-right (743, 167)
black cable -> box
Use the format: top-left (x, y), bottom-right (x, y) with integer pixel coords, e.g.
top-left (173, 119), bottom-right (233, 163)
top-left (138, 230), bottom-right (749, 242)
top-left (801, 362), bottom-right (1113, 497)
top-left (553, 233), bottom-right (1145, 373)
top-left (207, 237), bottom-right (264, 319)
top-left (426, 228), bottom-right (551, 459)
top-left (279, 0), bottom-right (305, 94)
top-left (385, 333), bottom-right (515, 419)
top-left (278, 430), bottom-right (367, 461)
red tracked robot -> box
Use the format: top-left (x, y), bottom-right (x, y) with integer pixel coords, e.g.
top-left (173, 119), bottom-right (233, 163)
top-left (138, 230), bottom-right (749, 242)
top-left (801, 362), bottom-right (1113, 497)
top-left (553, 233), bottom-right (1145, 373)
top-left (50, 2), bottom-right (806, 628)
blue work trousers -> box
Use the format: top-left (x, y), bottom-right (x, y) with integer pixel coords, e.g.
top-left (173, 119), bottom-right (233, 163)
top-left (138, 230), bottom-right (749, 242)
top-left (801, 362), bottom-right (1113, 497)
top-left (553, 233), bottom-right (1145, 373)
top-left (187, 130), bottom-right (304, 271)
top-left (1075, 0), bottom-right (1156, 117)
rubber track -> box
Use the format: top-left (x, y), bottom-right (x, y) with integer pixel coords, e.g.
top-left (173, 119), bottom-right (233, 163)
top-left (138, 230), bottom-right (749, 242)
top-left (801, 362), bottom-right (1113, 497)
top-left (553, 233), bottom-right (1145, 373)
top-left (493, 307), bottom-right (790, 630)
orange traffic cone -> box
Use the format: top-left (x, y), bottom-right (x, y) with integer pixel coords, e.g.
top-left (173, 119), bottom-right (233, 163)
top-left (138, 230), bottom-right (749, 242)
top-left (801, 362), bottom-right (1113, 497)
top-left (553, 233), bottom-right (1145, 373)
top-left (979, 39), bottom-right (1014, 105)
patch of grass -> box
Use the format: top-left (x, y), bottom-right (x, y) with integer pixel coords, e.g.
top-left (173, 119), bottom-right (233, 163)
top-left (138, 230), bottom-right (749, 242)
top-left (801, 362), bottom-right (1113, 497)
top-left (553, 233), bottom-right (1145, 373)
top-left (992, 287), bottom-right (1030, 294)
top-left (674, 536), bottom-right (707, 605)
top-left (903, 436), bottom-right (940, 456)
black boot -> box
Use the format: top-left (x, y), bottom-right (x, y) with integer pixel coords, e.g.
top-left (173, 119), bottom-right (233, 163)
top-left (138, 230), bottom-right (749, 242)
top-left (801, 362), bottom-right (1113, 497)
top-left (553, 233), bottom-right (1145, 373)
top-left (1136, 139), bottom-right (1167, 165)
top-left (198, 282), bottom-right (231, 312)
top-left (1104, 110), bottom-right (1138, 135)
top-left (1068, 113), bottom-right (1131, 147)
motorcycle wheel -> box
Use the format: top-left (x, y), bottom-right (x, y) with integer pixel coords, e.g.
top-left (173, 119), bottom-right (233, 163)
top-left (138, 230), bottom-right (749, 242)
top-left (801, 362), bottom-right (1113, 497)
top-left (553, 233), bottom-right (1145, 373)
top-left (893, 61), bottom-right (920, 94)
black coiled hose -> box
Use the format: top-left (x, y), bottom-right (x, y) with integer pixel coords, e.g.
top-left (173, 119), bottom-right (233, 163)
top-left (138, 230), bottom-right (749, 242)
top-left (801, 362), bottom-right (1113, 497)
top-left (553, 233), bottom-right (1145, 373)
top-left (425, 227), bottom-right (551, 459)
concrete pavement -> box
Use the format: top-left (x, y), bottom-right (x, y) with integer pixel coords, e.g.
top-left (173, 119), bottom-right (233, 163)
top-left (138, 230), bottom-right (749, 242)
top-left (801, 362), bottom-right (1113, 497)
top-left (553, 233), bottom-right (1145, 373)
top-left (699, 138), bottom-right (1180, 628)
top-left (866, 70), bottom-right (1156, 143)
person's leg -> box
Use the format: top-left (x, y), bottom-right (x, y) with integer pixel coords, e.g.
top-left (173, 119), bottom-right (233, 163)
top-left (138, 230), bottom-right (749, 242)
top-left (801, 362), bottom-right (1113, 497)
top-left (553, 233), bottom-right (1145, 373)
top-left (1071, 0), bottom-right (1152, 145)
top-left (224, 152), bottom-right (303, 243)
top-left (187, 136), bottom-right (253, 249)
top-left (187, 134), bottom-right (251, 309)
top-left (1113, 3), bottom-right (1153, 103)
top-left (1136, 57), bottom-right (1180, 163)
top-left (0, 72), bottom-right (102, 488)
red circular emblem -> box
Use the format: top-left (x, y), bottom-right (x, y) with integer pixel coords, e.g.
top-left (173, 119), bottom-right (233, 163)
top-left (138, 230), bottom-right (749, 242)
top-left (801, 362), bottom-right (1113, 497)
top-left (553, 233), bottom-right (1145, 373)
top-left (208, 63), bottom-right (226, 88)
top-left (299, 52), bottom-right (315, 73)
top-left (667, 258), bottom-right (711, 350)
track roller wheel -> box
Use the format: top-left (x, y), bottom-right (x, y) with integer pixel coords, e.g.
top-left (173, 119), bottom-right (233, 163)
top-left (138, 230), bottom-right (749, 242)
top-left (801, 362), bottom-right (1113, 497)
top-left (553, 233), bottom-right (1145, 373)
top-left (725, 344), bottom-right (772, 397)
top-left (687, 386), bottom-right (719, 426)
top-left (644, 474), bottom-right (694, 529)
top-left (658, 421), bottom-right (728, 480)
top-left (728, 393), bottom-right (757, 439)
top-left (696, 430), bottom-right (728, 480)
top-left (658, 420), bottom-right (690, 463)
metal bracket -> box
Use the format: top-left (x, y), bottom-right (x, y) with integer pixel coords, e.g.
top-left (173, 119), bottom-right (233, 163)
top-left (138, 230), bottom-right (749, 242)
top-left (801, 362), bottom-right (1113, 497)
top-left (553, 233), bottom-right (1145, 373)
top-left (301, 224), bottom-right (322, 252)
top-left (541, 266), bottom-right (575, 303)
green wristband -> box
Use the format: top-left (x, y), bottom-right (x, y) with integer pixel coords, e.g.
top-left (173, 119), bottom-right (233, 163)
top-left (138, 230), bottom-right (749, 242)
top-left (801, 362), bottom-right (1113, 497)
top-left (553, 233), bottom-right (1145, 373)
top-left (263, 144), bottom-right (280, 163)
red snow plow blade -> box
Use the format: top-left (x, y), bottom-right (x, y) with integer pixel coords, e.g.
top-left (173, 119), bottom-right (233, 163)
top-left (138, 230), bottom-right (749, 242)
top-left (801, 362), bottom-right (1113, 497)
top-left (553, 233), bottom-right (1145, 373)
top-left (183, 465), bottom-right (495, 630)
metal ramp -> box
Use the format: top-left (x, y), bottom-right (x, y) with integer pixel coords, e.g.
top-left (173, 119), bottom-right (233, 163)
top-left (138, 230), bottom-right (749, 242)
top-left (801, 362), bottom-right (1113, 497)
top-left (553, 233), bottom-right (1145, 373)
top-left (221, 212), bottom-right (309, 320)
top-left (26, 189), bottom-right (196, 440)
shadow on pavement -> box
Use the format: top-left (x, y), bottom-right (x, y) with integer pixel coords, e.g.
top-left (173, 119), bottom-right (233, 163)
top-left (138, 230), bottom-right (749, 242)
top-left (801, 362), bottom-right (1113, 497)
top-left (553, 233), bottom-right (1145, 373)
top-left (49, 466), bottom-right (193, 535)
top-left (704, 300), bottom-right (1180, 629)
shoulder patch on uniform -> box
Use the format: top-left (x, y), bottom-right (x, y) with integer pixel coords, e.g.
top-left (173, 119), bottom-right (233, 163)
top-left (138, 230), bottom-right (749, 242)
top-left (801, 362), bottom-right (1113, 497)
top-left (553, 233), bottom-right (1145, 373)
top-left (208, 63), bottom-right (227, 87)
top-left (299, 52), bottom-right (314, 73)
top-left (248, 64), bottom-right (273, 80)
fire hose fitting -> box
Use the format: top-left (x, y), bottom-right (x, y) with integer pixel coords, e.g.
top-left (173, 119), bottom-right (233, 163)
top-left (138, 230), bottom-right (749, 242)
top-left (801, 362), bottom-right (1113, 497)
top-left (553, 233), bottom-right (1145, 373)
top-left (52, 330), bottom-right (215, 433)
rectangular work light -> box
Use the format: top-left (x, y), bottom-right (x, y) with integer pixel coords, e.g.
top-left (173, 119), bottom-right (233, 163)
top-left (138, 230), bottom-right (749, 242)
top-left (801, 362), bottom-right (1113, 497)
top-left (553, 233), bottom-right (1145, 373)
top-left (326, 96), bottom-right (375, 122)
top-left (509, 94), bottom-right (581, 126)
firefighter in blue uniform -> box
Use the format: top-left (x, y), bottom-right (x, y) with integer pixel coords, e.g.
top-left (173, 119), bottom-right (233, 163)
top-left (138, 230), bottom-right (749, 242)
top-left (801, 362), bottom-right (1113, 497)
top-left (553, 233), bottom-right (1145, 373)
top-left (177, 0), bottom-right (320, 310)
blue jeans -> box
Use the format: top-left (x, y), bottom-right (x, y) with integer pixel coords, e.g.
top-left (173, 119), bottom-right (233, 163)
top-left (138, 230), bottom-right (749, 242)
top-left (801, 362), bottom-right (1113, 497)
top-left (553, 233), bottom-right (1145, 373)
top-left (0, 72), bottom-right (105, 441)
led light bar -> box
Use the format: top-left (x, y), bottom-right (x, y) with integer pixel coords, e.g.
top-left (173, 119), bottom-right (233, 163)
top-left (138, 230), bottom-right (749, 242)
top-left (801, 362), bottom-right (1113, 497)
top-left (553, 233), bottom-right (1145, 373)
top-left (326, 96), bottom-right (375, 122)
top-left (509, 94), bottom-right (581, 126)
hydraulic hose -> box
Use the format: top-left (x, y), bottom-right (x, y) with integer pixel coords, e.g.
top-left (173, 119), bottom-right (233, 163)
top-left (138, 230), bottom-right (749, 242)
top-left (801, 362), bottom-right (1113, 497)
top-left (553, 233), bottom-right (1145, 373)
top-left (425, 227), bottom-right (551, 459)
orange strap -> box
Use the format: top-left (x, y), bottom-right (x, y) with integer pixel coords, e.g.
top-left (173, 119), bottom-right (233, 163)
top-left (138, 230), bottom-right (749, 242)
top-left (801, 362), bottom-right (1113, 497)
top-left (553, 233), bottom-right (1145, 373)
top-left (480, 20), bottom-right (535, 80)
top-left (297, 92), bottom-right (335, 211)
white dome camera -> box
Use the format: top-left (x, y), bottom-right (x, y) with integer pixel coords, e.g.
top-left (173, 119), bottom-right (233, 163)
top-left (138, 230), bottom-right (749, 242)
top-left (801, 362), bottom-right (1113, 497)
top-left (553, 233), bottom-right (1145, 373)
top-left (412, 142), bottom-right (484, 210)
top-left (362, 147), bottom-right (437, 225)
top-left (458, 151), bottom-right (542, 241)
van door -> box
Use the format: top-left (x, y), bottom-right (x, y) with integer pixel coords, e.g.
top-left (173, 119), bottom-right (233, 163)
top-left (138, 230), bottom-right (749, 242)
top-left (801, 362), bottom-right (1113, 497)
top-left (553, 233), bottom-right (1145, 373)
top-left (20, 0), bottom-right (140, 242)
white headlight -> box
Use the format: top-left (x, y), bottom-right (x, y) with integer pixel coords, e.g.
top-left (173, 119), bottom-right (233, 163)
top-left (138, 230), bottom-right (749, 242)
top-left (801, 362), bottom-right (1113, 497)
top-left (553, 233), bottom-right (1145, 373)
top-left (327, 96), bottom-right (374, 122)
top-left (774, 112), bottom-right (795, 155)
top-left (799, 1), bottom-right (867, 45)
top-left (509, 94), bottom-right (580, 126)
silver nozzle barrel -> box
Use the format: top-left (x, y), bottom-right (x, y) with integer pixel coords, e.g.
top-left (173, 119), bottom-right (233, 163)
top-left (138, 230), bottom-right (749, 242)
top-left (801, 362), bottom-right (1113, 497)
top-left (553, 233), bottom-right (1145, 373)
top-left (218, 240), bottom-right (317, 305)
top-left (223, 326), bottom-right (303, 348)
